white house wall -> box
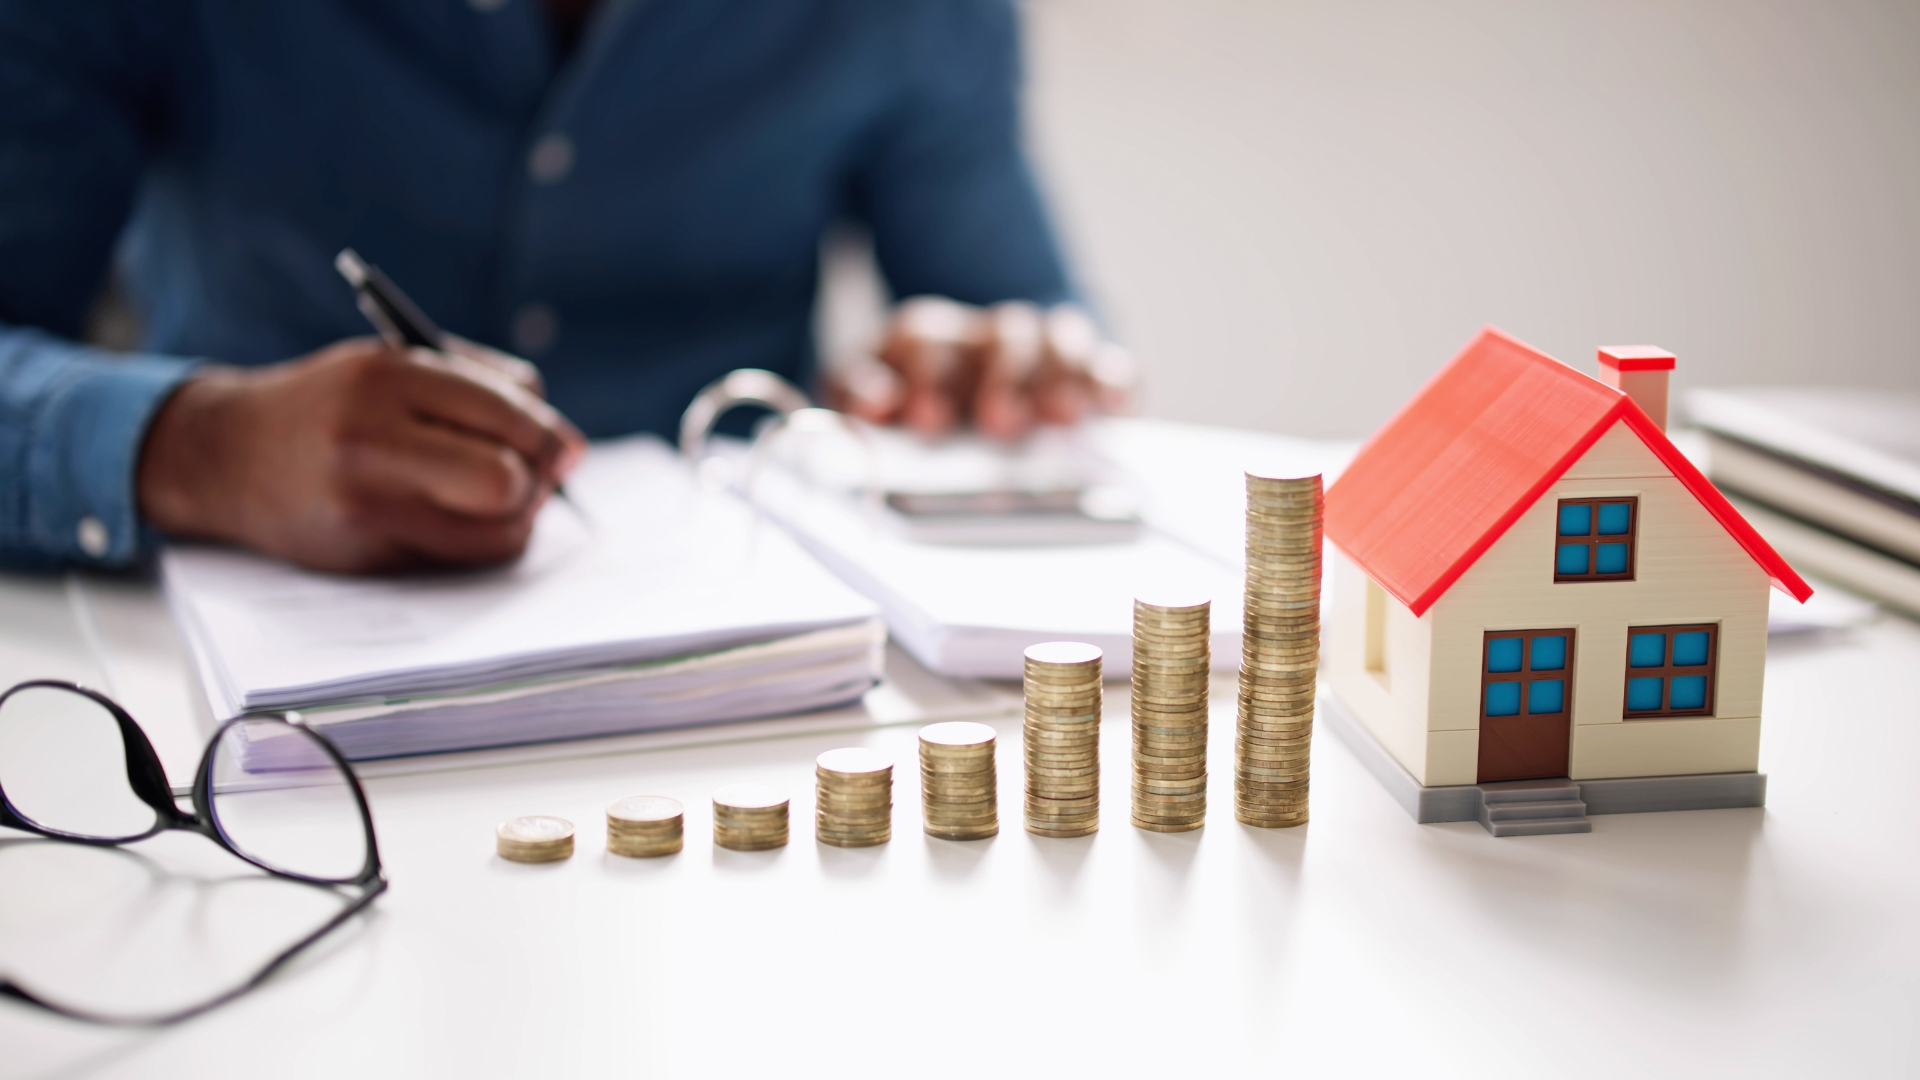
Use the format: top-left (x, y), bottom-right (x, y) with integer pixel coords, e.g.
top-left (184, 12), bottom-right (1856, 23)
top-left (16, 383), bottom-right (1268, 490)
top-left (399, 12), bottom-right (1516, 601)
top-left (1327, 547), bottom-right (1435, 780)
top-left (1423, 421), bottom-right (1771, 783)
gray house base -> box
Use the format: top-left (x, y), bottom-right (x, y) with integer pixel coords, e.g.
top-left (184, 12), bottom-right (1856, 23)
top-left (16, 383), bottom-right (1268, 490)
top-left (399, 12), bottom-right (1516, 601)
top-left (1318, 692), bottom-right (1766, 834)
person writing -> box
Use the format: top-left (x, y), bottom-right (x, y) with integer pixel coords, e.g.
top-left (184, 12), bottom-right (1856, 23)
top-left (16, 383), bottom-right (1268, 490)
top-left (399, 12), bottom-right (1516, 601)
top-left (0, 0), bottom-right (1122, 574)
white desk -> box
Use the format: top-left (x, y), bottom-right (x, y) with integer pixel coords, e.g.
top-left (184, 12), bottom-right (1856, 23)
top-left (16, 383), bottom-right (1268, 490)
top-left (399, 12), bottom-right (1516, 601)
top-left (3, 427), bottom-right (1918, 1078)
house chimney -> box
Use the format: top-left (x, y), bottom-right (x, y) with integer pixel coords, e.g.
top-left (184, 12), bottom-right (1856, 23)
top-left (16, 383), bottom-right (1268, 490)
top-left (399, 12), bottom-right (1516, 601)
top-left (1597, 346), bottom-right (1676, 431)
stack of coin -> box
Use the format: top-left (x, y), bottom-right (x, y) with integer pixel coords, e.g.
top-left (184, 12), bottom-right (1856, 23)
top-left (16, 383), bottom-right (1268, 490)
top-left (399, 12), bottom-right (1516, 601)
top-left (606, 796), bottom-right (684, 858)
top-left (815, 748), bottom-right (893, 847)
top-left (1236, 472), bottom-right (1323, 828)
top-left (1023, 641), bottom-right (1103, 838)
top-left (919, 721), bottom-right (999, 840)
top-left (1131, 596), bottom-right (1211, 832)
top-left (712, 783), bottom-right (790, 851)
top-left (496, 815), bottom-right (574, 862)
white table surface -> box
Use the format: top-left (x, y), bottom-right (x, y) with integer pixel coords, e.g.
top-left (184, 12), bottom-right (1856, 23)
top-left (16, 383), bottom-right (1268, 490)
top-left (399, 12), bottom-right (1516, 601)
top-left (3, 425), bottom-right (1918, 1079)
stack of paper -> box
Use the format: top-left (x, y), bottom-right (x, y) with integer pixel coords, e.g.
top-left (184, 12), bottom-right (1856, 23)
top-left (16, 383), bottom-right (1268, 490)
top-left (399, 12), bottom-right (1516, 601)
top-left (1687, 387), bottom-right (1920, 617)
top-left (163, 438), bottom-right (884, 760)
top-left (747, 418), bottom-right (1353, 678)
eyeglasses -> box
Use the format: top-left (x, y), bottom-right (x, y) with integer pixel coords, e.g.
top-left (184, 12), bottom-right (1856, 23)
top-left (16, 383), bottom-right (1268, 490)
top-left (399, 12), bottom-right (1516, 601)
top-left (0, 680), bottom-right (386, 1026)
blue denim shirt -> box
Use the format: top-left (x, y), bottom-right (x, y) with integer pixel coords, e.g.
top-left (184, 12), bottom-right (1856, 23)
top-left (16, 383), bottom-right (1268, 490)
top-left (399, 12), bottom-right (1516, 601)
top-left (0, 0), bottom-right (1071, 569)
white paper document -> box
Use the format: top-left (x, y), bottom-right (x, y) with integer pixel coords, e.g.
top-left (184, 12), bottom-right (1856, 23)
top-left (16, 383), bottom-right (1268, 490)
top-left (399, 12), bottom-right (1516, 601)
top-left (162, 437), bottom-right (884, 759)
top-left (745, 418), bottom-right (1356, 678)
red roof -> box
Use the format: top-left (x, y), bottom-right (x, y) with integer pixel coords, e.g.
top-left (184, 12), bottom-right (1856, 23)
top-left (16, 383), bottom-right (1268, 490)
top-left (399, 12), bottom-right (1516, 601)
top-left (1325, 326), bottom-right (1812, 616)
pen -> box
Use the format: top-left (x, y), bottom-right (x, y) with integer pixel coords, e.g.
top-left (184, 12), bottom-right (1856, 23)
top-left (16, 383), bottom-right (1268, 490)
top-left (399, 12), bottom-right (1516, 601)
top-left (334, 248), bottom-right (586, 519)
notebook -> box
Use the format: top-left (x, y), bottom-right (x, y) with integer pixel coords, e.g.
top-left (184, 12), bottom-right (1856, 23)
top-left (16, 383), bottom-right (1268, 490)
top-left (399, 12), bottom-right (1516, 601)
top-left (161, 437), bottom-right (885, 759)
top-left (1686, 387), bottom-right (1920, 617)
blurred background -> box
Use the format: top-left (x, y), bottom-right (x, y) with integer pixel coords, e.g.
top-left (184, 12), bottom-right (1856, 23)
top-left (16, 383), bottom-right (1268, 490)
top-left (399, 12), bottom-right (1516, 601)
top-left (824, 0), bottom-right (1920, 439)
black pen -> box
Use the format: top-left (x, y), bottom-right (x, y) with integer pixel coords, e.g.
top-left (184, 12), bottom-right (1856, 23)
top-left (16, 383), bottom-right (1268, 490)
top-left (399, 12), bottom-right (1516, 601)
top-left (334, 248), bottom-right (586, 519)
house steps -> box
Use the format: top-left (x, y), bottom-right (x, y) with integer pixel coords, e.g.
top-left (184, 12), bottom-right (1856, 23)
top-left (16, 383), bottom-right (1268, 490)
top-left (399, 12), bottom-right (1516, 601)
top-left (1476, 779), bottom-right (1592, 836)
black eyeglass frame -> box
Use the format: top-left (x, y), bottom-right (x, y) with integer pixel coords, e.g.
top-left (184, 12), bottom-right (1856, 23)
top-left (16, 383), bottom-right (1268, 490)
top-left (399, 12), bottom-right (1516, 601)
top-left (0, 679), bottom-right (387, 1026)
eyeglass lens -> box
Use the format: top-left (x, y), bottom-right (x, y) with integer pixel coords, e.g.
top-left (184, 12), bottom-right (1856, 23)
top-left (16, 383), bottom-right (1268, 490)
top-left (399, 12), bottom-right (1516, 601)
top-left (208, 719), bottom-right (368, 883)
top-left (0, 685), bottom-right (158, 840)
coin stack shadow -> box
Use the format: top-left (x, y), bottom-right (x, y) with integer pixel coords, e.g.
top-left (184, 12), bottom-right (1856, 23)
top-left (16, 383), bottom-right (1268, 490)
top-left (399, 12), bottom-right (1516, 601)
top-left (918, 721), bottom-right (999, 840)
top-left (1236, 472), bottom-right (1323, 828)
top-left (606, 796), bottom-right (684, 857)
top-left (815, 748), bottom-right (893, 847)
top-left (1023, 641), bottom-right (1104, 838)
top-left (1131, 598), bottom-right (1210, 832)
top-left (712, 783), bottom-right (790, 851)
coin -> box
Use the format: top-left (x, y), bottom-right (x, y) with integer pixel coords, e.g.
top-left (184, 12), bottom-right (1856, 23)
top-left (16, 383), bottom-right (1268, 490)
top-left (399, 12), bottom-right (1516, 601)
top-left (920, 722), bottom-right (997, 748)
top-left (1236, 472), bottom-right (1321, 831)
top-left (1024, 641), bottom-right (1103, 837)
top-left (920, 722), bottom-right (1000, 840)
top-left (603, 796), bottom-right (684, 858)
top-left (497, 815), bottom-right (574, 862)
top-left (815, 748), bottom-right (894, 848)
top-left (1024, 641), bottom-right (1103, 667)
top-left (713, 784), bottom-right (791, 851)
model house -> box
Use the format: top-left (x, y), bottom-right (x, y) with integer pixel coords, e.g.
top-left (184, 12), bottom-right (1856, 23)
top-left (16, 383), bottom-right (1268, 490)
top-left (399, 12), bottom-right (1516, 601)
top-left (1322, 327), bottom-right (1812, 835)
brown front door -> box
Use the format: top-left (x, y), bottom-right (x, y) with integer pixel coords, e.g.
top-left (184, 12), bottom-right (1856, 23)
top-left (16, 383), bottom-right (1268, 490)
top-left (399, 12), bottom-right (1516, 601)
top-left (1477, 629), bottom-right (1574, 782)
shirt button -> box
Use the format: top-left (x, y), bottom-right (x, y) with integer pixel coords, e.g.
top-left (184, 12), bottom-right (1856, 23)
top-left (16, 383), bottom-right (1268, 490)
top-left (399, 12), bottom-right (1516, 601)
top-left (512, 303), bottom-right (559, 355)
top-left (528, 133), bottom-right (574, 184)
top-left (76, 516), bottom-right (110, 559)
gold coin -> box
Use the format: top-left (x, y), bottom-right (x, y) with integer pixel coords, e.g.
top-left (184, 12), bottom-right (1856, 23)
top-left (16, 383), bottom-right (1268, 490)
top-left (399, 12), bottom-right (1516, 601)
top-left (816, 747), bottom-right (893, 778)
top-left (925, 756), bottom-right (997, 767)
top-left (607, 795), bottom-right (683, 826)
top-left (713, 783), bottom-right (788, 811)
top-left (919, 721), bottom-right (997, 749)
top-left (925, 776), bottom-right (998, 790)
top-left (496, 815), bottom-right (574, 863)
top-left (608, 834), bottom-right (683, 858)
top-left (610, 795), bottom-right (687, 818)
top-left (1024, 641), bottom-right (1104, 667)
top-left (1133, 820), bottom-right (1204, 833)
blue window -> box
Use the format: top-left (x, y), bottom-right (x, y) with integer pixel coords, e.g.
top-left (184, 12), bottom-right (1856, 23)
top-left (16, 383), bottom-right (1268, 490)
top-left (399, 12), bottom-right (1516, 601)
top-left (1487, 638), bottom-right (1524, 673)
top-left (1483, 630), bottom-right (1575, 722)
top-left (1672, 631), bottom-right (1710, 667)
top-left (1623, 624), bottom-right (1717, 717)
top-left (1559, 504), bottom-right (1592, 536)
top-left (1626, 677), bottom-right (1664, 711)
top-left (1485, 682), bottom-right (1521, 716)
top-left (1528, 679), bottom-right (1565, 714)
top-left (1555, 497), bottom-right (1637, 581)
top-left (1629, 633), bottom-right (1666, 668)
top-left (1597, 502), bottom-right (1632, 535)
top-left (1530, 635), bottom-right (1567, 671)
top-left (1670, 675), bottom-right (1708, 710)
top-left (1557, 544), bottom-right (1590, 575)
top-left (1596, 543), bottom-right (1630, 574)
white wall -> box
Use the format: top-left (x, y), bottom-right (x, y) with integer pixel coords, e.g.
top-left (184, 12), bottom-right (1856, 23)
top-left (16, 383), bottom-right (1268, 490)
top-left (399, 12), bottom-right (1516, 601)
top-left (1019, 0), bottom-right (1920, 438)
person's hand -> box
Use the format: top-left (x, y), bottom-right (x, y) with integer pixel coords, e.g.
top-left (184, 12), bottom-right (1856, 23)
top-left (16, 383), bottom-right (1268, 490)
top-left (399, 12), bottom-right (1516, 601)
top-left (828, 297), bottom-right (1135, 440)
top-left (137, 335), bottom-right (587, 573)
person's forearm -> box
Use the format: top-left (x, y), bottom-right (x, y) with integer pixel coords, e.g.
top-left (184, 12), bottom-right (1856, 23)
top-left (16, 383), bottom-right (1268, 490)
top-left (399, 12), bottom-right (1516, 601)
top-left (0, 324), bottom-right (200, 568)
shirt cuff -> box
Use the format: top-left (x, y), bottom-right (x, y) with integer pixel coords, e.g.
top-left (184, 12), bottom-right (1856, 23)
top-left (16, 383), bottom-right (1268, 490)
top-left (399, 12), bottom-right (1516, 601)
top-left (27, 354), bottom-right (199, 566)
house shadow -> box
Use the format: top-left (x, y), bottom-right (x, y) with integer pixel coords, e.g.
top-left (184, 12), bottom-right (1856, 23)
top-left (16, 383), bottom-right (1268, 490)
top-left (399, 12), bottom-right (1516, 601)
top-left (1421, 805), bottom-right (1767, 990)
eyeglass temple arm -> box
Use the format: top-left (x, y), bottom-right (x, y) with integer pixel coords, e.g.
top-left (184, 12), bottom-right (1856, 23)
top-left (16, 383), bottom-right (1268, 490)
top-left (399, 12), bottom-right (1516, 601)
top-left (113, 704), bottom-right (183, 818)
top-left (0, 876), bottom-right (387, 1027)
